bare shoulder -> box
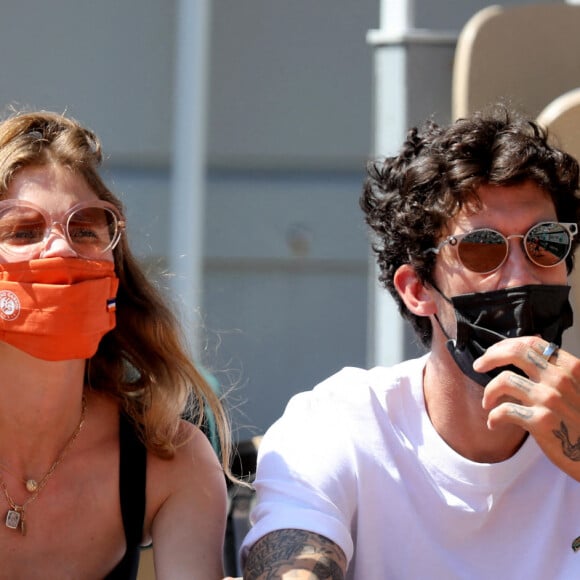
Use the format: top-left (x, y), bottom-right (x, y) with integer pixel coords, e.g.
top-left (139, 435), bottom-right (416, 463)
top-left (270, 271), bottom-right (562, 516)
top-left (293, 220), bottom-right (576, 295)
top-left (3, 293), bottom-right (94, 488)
top-left (148, 419), bottom-right (225, 497)
top-left (144, 421), bottom-right (227, 542)
top-left (149, 418), bottom-right (221, 464)
top-left (245, 529), bottom-right (347, 580)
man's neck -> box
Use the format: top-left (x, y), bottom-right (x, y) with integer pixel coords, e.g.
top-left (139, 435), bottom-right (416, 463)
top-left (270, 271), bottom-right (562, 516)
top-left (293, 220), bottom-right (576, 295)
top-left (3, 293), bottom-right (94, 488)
top-left (423, 349), bottom-right (528, 463)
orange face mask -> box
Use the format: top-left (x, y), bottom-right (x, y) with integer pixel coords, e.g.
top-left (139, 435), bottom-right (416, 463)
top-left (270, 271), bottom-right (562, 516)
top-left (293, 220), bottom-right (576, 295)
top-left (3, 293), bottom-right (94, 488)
top-left (0, 257), bottom-right (119, 361)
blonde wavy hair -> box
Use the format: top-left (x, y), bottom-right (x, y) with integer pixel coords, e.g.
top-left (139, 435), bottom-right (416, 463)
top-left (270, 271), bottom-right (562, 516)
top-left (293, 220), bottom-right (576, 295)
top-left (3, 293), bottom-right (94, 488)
top-left (0, 109), bottom-right (233, 475)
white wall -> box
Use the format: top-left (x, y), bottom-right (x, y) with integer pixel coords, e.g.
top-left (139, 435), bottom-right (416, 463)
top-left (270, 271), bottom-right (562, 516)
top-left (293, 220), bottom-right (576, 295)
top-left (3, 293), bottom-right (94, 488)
top-left (208, 0), bottom-right (376, 170)
top-left (204, 0), bottom-right (379, 437)
top-left (0, 0), bottom-right (174, 164)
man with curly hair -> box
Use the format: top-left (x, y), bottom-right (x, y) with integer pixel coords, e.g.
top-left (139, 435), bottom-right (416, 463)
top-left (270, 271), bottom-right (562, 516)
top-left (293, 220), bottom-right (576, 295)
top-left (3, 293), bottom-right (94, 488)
top-left (241, 107), bottom-right (580, 579)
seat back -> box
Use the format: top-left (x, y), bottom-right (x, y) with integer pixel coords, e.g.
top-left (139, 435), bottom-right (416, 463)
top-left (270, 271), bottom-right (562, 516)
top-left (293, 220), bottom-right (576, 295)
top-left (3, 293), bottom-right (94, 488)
top-left (453, 3), bottom-right (580, 120)
top-left (537, 88), bottom-right (580, 356)
top-left (537, 88), bottom-right (580, 161)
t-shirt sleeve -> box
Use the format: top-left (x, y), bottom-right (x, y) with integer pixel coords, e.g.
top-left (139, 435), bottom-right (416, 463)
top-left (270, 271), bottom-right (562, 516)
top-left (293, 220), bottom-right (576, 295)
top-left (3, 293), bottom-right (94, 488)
top-left (240, 370), bottom-right (364, 566)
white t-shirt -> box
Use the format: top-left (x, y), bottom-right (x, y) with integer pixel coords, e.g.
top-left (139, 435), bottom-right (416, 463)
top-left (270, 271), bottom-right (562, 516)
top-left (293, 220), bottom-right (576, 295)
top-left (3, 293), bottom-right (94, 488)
top-left (241, 354), bottom-right (580, 579)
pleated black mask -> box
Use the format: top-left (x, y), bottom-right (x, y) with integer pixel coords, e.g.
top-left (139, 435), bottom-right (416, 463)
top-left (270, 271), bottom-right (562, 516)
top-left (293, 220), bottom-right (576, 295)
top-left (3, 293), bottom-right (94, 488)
top-left (436, 284), bottom-right (573, 387)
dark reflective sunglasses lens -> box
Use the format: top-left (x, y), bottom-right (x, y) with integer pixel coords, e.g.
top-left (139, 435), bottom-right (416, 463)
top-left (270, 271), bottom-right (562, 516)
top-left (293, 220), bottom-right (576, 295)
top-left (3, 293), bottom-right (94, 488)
top-left (458, 229), bottom-right (507, 273)
top-left (525, 223), bottom-right (570, 267)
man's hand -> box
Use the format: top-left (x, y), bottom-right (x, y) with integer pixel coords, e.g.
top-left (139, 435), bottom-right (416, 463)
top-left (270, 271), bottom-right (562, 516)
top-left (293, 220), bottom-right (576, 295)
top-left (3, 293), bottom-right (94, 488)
top-left (475, 336), bottom-right (580, 480)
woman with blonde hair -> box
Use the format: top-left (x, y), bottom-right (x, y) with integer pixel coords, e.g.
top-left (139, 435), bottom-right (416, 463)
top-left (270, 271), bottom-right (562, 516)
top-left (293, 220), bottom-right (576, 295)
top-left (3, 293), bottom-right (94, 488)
top-left (0, 110), bottom-right (231, 578)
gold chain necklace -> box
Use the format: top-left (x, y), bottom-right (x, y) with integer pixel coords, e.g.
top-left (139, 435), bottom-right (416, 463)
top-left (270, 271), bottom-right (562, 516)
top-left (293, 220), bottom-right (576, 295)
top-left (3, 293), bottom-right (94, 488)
top-left (0, 396), bottom-right (87, 536)
top-left (0, 460), bottom-right (44, 492)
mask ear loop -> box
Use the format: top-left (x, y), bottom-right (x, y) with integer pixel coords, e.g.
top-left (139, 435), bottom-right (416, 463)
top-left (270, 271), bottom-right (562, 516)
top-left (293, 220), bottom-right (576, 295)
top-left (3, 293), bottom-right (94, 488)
top-left (427, 280), bottom-right (456, 343)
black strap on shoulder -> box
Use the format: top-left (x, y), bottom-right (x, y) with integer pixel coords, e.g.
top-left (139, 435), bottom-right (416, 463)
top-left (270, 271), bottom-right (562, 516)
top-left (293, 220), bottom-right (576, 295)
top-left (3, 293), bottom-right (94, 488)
top-left (105, 413), bottom-right (147, 580)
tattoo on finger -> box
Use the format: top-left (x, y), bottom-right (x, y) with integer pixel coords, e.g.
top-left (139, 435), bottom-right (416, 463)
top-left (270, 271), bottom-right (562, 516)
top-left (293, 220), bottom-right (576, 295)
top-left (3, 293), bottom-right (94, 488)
top-left (508, 373), bottom-right (533, 394)
top-left (506, 404), bottom-right (533, 420)
top-left (527, 349), bottom-right (549, 370)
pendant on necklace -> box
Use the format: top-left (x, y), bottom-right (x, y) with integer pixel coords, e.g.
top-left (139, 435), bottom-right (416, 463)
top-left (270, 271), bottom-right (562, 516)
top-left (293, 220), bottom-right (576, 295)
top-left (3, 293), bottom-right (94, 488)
top-left (25, 479), bottom-right (38, 493)
top-left (5, 508), bottom-right (20, 530)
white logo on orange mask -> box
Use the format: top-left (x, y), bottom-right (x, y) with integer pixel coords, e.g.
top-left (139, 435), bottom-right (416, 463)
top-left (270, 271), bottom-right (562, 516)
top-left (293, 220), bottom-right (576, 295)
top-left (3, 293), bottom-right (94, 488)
top-left (0, 291), bottom-right (20, 321)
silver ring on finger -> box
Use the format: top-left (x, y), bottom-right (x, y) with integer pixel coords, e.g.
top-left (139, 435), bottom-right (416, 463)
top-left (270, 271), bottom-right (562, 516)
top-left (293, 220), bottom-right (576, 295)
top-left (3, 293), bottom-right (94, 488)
top-left (541, 341), bottom-right (559, 362)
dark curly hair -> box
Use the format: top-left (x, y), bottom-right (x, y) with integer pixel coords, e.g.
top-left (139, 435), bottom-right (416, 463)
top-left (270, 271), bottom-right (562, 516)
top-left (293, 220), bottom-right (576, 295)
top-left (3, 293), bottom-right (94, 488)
top-left (360, 107), bottom-right (580, 347)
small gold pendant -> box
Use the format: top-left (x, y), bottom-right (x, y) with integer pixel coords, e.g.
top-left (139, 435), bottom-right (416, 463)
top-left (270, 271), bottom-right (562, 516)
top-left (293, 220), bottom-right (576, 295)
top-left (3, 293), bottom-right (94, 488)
top-left (5, 509), bottom-right (20, 530)
top-left (25, 479), bottom-right (38, 493)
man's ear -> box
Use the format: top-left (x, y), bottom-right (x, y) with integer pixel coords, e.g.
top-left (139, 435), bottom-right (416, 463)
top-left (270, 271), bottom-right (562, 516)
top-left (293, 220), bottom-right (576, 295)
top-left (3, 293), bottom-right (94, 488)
top-left (393, 264), bottom-right (437, 316)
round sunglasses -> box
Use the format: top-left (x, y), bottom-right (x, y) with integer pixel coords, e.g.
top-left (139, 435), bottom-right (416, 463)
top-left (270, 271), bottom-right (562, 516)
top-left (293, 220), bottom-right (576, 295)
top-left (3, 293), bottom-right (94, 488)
top-left (425, 221), bottom-right (578, 274)
top-left (0, 199), bottom-right (125, 260)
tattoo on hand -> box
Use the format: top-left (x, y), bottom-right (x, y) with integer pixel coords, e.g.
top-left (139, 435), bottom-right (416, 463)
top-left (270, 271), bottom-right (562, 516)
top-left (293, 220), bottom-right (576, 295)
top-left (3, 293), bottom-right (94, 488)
top-left (527, 350), bottom-right (549, 370)
top-left (508, 374), bottom-right (532, 395)
top-left (553, 421), bottom-right (580, 461)
top-left (245, 529), bottom-right (346, 580)
top-left (507, 404), bottom-right (533, 420)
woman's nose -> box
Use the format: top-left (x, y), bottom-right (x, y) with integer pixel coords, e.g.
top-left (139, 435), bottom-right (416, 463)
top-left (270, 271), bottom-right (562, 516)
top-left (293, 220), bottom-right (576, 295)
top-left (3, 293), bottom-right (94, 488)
top-left (38, 225), bottom-right (78, 258)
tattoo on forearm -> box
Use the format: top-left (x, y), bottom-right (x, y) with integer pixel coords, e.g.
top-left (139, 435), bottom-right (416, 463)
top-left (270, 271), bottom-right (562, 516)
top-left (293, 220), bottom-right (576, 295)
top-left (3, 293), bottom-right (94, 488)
top-left (527, 350), bottom-right (548, 370)
top-left (553, 421), bottom-right (580, 461)
top-left (245, 529), bottom-right (347, 580)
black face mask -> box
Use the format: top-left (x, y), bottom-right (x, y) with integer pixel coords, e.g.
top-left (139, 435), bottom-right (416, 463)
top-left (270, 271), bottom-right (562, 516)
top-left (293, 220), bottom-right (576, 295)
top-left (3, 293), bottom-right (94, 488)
top-left (435, 284), bottom-right (573, 387)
